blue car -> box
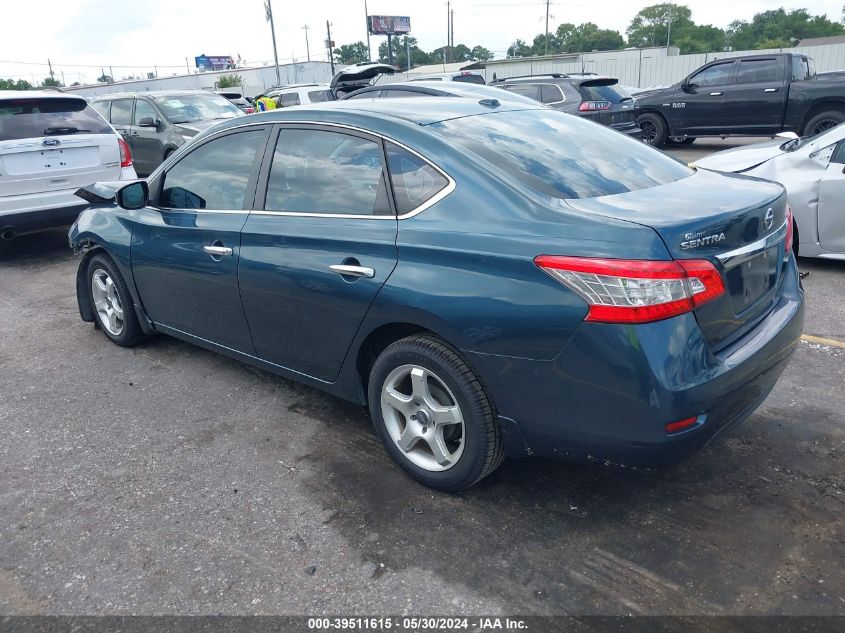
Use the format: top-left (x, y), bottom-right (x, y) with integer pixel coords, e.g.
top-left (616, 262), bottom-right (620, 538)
top-left (69, 97), bottom-right (804, 491)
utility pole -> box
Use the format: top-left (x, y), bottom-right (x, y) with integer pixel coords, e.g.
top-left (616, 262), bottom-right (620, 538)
top-left (450, 9), bottom-right (454, 58)
top-left (405, 36), bottom-right (411, 72)
top-left (185, 57), bottom-right (190, 74)
top-left (544, 0), bottom-right (551, 56)
top-left (364, 0), bottom-right (371, 62)
top-left (264, 0), bottom-right (282, 86)
top-left (446, 1), bottom-right (450, 63)
top-left (326, 21), bottom-right (335, 74)
top-left (304, 24), bottom-right (311, 62)
top-left (110, 66), bottom-right (114, 83)
top-left (47, 58), bottom-right (54, 83)
top-left (666, 2), bottom-right (673, 47)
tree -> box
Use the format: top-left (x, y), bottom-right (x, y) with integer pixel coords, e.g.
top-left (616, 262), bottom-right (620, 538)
top-left (216, 74), bottom-right (242, 88)
top-left (507, 39), bottom-right (532, 57)
top-left (41, 77), bottom-right (63, 87)
top-left (0, 78), bottom-right (33, 90)
top-left (378, 37), bottom-right (431, 68)
top-left (727, 8), bottom-right (844, 50)
top-left (627, 3), bottom-right (695, 48)
top-left (470, 45), bottom-right (494, 61)
top-left (97, 73), bottom-right (112, 83)
top-left (334, 41), bottom-right (369, 65)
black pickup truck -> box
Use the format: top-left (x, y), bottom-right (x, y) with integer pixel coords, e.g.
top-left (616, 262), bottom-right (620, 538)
top-left (636, 53), bottom-right (845, 146)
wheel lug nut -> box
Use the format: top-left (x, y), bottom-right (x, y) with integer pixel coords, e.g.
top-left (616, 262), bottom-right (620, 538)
top-left (422, 427), bottom-right (428, 433)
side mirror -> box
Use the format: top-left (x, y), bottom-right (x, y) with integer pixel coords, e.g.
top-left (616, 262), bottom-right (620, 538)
top-left (138, 117), bottom-right (158, 128)
top-left (682, 80), bottom-right (695, 92)
top-left (116, 181), bottom-right (149, 210)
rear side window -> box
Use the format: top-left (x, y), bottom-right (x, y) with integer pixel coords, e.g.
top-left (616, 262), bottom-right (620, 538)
top-left (110, 99), bottom-right (133, 125)
top-left (541, 84), bottom-right (565, 104)
top-left (0, 97), bottom-right (113, 141)
top-left (735, 59), bottom-right (779, 84)
top-left (578, 81), bottom-right (628, 103)
top-left (453, 74), bottom-right (485, 84)
top-left (265, 128), bottom-right (391, 215)
top-left (386, 142), bottom-right (449, 214)
top-left (279, 92), bottom-right (301, 107)
top-left (503, 83), bottom-right (541, 101)
top-left (160, 130), bottom-right (266, 210)
top-left (308, 90), bottom-right (331, 103)
top-left (433, 109), bottom-right (692, 200)
top-left (792, 57), bottom-right (809, 81)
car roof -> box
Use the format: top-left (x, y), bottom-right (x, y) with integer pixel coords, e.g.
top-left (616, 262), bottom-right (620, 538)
top-left (347, 81), bottom-right (540, 106)
top-left (499, 73), bottom-right (617, 87)
top-left (91, 90), bottom-right (216, 100)
top-left (0, 90), bottom-right (84, 100)
top-left (230, 96), bottom-right (544, 127)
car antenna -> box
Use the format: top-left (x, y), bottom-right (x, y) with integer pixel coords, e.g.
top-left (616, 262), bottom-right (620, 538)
top-left (478, 98), bottom-right (500, 108)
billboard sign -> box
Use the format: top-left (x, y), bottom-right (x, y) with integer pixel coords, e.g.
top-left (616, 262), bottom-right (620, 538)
top-left (194, 55), bottom-right (235, 71)
top-left (368, 16), bottom-right (411, 35)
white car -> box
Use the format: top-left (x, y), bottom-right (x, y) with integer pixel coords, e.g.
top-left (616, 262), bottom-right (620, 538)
top-left (265, 63), bottom-right (396, 106)
top-left (0, 90), bottom-right (136, 242)
top-left (695, 125), bottom-right (845, 260)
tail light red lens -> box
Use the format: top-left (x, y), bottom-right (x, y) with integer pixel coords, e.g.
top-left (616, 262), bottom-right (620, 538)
top-left (785, 205), bottom-right (794, 254)
top-left (118, 137), bottom-right (133, 168)
top-left (534, 256), bottom-right (726, 324)
top-left (579, 100), bottom-right (611, 112)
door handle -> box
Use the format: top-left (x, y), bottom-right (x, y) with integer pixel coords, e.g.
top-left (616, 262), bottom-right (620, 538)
top-left (763, 88), bottom-right (778, 93)
top-left (330, 264), bottom-right (374, 278)
top-left (203, 245), bottom-right (233, 257)
top-left (709, 92), bottom-right (723, 96)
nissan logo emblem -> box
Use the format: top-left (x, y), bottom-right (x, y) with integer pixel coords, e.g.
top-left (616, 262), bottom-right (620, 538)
top-left (764, 208), bottom-right (774, 231)
top-left (42, 138), bottom-right (60, 147)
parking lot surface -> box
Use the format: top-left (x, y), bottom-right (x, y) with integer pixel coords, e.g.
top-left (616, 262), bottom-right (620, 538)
top-left (1, 140), bottom-right (843, 616)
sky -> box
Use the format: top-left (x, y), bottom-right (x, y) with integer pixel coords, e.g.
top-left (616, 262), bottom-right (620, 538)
top-left (1, 0), bottom-right (843, 84)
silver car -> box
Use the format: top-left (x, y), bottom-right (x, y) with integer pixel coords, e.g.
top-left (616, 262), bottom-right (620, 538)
top-left (695, 124), bottom-right (845, 260)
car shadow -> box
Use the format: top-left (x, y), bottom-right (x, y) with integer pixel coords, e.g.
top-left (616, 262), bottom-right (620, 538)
top-left (0, 228), bottom-right (73, 265)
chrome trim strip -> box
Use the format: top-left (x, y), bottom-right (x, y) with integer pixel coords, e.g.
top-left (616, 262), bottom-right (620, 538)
top-left (168, 118), bottom-right (457, 221)
top-left (716, 221), bottom-right (787, 267)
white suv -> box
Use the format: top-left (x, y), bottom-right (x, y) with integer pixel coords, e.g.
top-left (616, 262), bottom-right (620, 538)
top-left (0, 90), bottom-right (137, 241)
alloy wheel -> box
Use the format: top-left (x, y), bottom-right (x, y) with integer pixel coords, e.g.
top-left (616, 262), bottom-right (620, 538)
top-left (380, 364), bottom-right (465, 472)
top-left (91, 268), bottom-right (125, 336)
top-left (640, 120), bottom-right (657, 143)
top-left (810, 118), bottom-right (839, 136)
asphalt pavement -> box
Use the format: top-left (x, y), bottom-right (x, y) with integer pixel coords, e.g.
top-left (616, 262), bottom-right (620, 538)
top-left (0, 140), bottom-right (843, 616)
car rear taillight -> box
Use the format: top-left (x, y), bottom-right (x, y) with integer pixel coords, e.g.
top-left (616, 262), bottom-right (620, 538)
top-left (534, 256), bottom-right (726, 324)
top-left (785, 204), bottom-right (794, 254)
top-left (579, 100), bottom-right (611, 112)
top-left (118, 137), bottom-right (133, 168)
top-left (246, 107), bottom-right (255, 114)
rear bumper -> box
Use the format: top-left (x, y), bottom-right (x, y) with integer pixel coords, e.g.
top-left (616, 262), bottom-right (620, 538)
top-left (467, 255), bottom-right (804, 466)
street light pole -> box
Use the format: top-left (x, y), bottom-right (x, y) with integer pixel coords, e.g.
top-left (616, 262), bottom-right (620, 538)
top-left (264, 0), bottom-right (282, 86)
top-left (364, 0), bottom-right (371, 62)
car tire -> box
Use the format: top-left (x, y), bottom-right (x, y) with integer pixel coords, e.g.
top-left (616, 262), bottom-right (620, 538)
top-left (803, 110), bottom-right (845, 137)
top-left (86, 253), bottom-right (146, 348)
top-left (639, 113), bottom-right (668, 147)
top-left (368, 334), bottom-right (504, 492)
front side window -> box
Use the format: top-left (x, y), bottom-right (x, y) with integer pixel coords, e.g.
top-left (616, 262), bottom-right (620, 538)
top-left (279, 92), bottom-right (301, 107)
top-left (160, 130), bottom-right (265, 210)
top-left (503, 83), bottom-right (541, 101)
top-left (735, 59), bottom-right (779, 84)
top-left (830, 142), bottom-right (845, 165)
top-left (265, 128), bottom-right (390, 215)
top-left (133, 99), bottom-right (158, 125)
top-left (689, 62), bottom-right (733, 87)
top-left (91, 100), bottom-right (110, 121)
top-left (110, 99), bottom-right (133, 125)
top-left (386, 143), bottom-right (449, 215)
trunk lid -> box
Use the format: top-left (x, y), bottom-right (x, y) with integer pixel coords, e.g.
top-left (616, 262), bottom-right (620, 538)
top-left (0, 95), bottom-right (121, 197)
top-left (565, 169), bottom-right (790, 349)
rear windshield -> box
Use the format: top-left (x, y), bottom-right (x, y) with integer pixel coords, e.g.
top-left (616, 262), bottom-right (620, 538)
top-left (308, 90), bottom-right (332, 103)
top-left (0, 97), bottom-right (112, 141)
top-left (453, 74), bottom-right (485, 85)
top-left (578, 81), bottom-right (629, 103)
top-left (432, 109), bottom-right (692, 199)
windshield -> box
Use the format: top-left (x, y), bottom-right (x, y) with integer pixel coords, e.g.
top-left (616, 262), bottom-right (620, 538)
top-left (432, 109), bottom-right (692, 199)
top-left (0, 97), bottom-right (112, 141)
top-left (153, 94), bottom-right (241, 124)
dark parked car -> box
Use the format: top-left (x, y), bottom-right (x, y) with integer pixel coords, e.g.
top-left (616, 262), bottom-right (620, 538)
top-left (490, 73), bottom-right (642, 138)
top-left (90, 90), bottom-right (243, 175)
top-left (69, 98), bottom-right (803, 491)
top-left (339, 80), bottom-right (540, 105)
top-left (216, 90), bottom-right (255, 114)
top-left (636, 53), bottom-right (845, 146)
